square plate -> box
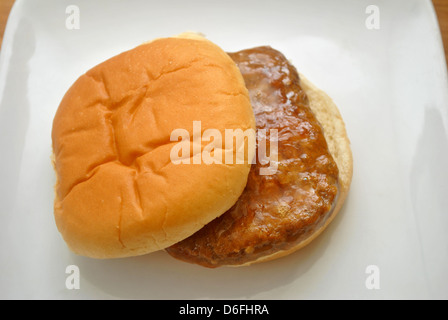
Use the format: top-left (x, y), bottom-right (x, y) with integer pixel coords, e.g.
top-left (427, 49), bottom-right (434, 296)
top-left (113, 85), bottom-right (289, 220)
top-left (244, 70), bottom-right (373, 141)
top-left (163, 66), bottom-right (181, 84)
top-left (1, 0), bottom-right (447, 299)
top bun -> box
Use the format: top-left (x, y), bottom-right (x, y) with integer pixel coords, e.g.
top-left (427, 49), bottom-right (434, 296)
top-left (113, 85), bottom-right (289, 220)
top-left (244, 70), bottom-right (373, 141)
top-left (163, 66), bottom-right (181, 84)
top-left (51, 34), bottom-right (256, 258)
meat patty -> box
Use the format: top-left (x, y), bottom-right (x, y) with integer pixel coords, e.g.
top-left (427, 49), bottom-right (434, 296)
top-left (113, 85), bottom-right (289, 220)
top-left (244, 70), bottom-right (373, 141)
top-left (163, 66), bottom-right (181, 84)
top-left (166, 46), bottom-right (339, 267)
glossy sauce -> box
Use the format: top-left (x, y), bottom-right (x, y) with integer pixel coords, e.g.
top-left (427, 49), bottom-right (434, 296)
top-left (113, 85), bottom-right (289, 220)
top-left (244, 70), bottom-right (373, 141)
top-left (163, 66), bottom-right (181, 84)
top-left (166, 47), bottom-right (339, 267)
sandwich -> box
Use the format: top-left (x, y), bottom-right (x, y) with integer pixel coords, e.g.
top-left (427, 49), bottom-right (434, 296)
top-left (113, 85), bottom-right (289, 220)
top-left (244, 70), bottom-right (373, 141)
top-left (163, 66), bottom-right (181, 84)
top-left (51, 33), bottom-right (352, 267)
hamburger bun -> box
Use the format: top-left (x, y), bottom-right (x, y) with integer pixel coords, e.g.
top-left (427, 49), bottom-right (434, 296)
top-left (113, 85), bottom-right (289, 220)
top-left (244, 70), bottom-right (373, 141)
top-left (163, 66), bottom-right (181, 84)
top-left (51, 34), bottom-right (256, 258)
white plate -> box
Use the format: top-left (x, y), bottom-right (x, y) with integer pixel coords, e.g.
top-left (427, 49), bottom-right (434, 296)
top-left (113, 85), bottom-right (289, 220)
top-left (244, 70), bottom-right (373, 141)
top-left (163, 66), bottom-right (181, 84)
top-left (1, 0), bottom-right (447, 300)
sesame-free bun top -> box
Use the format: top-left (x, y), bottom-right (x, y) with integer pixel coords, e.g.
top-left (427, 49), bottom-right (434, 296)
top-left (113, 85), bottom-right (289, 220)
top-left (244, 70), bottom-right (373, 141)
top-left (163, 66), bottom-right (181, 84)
top-left (51, 34), bottom-right (256, 258)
